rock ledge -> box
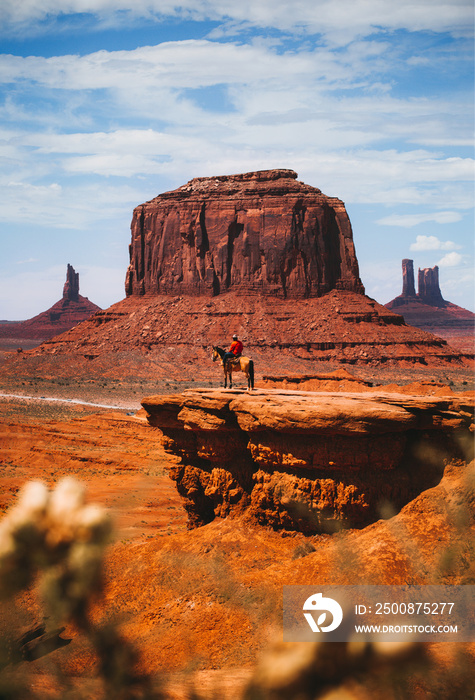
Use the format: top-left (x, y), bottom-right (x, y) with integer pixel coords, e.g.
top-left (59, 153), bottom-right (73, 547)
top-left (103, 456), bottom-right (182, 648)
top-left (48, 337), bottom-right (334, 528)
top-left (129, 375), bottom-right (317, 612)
top-left (142, 388), bottom-right (474, 533)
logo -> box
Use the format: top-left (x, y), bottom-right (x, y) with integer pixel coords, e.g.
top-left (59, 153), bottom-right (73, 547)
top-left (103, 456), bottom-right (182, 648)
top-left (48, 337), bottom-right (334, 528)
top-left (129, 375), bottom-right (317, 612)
top-left (303, 592), bottom-right (343, 633)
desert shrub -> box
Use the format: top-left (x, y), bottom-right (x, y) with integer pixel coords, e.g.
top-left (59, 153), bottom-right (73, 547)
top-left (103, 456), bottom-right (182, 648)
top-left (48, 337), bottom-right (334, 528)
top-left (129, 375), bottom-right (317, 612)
top-left (0, 478), bottom-right (164, 699)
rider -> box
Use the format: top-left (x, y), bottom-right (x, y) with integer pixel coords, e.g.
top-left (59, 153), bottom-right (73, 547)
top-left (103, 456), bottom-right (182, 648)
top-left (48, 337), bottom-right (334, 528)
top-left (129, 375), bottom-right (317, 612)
top-left (223, 334), bottom-right (243, 366)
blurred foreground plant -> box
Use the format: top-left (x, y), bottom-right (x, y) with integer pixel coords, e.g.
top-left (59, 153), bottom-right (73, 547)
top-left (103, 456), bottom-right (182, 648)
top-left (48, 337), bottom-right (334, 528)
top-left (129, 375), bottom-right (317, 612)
top-left (0, 477), bottom-right (163, 699)
top-left (242, 634), bottom-right (474, 700)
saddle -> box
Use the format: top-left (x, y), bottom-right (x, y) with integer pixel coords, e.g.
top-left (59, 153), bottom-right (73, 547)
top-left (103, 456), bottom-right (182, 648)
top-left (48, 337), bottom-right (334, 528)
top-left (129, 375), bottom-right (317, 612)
top-left (226, 354), bottom-right (241, 366)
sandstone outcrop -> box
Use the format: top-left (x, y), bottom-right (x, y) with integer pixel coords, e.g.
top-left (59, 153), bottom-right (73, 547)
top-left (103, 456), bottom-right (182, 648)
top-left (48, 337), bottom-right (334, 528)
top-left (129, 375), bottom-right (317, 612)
top-left (125, 169), bottom-right (365, 299)
top-left (401, 258), bottom-right (417, 298)
top-left (62, 263), bottom-right (80, 302)
top-left (417, 265), bottom-right (445, 306)
top-left (386, 259), bottom-right (475, 354)
top-left (8, 174), bottom-right (472, 371)
top-left (142, 388), bottom-right (474, 534)
top-left (0, 265), bottom-right (101, 343)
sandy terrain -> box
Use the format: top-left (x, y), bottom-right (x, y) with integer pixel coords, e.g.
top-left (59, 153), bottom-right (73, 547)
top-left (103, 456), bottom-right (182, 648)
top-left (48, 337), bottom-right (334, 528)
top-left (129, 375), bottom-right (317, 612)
top-left (0, 378), bottom-right (473, 699)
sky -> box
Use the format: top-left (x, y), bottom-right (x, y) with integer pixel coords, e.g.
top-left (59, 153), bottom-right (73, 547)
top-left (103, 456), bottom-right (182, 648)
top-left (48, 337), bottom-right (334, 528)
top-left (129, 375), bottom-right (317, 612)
top-left (0, 0), bottom-right (473, 319)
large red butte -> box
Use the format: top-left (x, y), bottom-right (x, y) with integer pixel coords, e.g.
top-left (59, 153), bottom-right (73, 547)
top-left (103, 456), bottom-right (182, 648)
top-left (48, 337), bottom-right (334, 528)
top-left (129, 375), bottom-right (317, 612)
top-left (125, 169), bottom-right (365, 299)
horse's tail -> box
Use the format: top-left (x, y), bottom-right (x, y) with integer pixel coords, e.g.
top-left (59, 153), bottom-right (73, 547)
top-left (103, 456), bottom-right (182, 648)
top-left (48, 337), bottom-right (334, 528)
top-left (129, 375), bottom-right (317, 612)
top-left (249, 359), bottom-right (254, 389)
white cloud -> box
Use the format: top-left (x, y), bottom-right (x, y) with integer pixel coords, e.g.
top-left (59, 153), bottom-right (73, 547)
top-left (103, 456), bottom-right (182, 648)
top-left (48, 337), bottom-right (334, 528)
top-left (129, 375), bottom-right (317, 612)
top-left (0, 41), bottom-right (315, 92)
top-left (0, 177), bottom-right (144, 228)
top-left (0, 1), bottom-right (472, 316)
top-left (410, 235), bottom-right (462, 251)
top-left (378, 211), bottom-right (463, 227)
top-left (0, 0), bottom-right (473, 42)
top-left (0, 38), bottom-right (472, 158)
top-left (437, 251), bottom-right (463, 266)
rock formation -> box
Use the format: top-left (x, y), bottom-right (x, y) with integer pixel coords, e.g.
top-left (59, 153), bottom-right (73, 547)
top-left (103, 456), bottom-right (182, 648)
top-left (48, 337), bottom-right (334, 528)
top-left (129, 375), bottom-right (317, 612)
top-left (63, 263), bottom-right (80, 302)
top-left (401, 258), bottom-right (417, 298)
top-left (0, 265), bottom-right (101, 343)
top-left (386, 260), bottom-right (474, 353)
top-left (15, 172), bottom-right (472, 370)
top-left (142, 388), bottom-right (474, 534)
top-left (125, 169), bottom-right (365, 299)
top-left (417, 265), bottom-right (445, 306)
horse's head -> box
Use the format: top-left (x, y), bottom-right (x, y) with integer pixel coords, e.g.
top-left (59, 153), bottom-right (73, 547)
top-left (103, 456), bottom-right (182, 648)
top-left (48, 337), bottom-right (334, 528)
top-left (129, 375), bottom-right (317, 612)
top-left (212, 346), bottom-right (224, 363)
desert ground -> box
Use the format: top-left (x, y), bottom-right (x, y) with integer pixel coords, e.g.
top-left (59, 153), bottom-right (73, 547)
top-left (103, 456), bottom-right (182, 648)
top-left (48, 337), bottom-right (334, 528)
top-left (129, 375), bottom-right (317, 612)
top-left (0, 344), bottom-right (474, 699)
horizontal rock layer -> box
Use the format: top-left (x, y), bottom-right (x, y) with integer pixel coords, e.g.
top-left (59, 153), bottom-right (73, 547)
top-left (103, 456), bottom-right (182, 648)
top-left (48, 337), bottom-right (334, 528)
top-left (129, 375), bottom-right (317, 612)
top-left (29, 291), bottom-right (471, 369)
top-left (142, 388), bottom-right (474, 534)
top-left (125, 169), bottom-right (364, 299)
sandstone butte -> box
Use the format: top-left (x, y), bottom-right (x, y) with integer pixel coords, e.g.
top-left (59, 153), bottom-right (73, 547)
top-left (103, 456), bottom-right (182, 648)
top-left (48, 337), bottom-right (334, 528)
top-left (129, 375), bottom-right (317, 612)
top-left (22, 169), bottom-right (472, 374)
top-left (141, 387), bottom-right (474, 535)
top-left (386, 258), bottom-right (475, 354)
top-left (125, 168), bottom-right (364, 298)
top-left (0, 264), bottom-right (101, 343)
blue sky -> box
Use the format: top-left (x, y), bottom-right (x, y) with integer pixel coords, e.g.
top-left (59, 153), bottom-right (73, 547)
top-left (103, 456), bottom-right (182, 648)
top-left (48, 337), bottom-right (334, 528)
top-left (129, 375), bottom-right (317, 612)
top-left (0, 0), bottom-right (473, 319)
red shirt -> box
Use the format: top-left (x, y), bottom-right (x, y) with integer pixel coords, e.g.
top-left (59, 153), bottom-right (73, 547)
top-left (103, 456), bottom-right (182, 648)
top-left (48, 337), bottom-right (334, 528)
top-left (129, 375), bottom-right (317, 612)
top-left (230, 340), bottom-right (243, 355)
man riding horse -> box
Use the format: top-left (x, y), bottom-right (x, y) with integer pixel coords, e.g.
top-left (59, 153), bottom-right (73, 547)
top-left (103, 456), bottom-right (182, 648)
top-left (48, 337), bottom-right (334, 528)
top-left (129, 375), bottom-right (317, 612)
top-left (223, 334), bottom-right (243, 368)
top-left (212, 334), bottom-right (254, 389)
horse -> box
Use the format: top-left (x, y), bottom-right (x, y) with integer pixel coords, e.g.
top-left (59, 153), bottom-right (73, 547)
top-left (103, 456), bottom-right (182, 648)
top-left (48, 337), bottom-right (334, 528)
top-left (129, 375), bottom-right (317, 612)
top-left (212, 346), bottom-right (254, 390)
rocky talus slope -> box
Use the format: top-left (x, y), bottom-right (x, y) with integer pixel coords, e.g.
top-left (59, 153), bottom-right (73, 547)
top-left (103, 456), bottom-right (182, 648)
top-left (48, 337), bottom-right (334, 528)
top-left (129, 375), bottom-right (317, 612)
top-left (25, 288), bottom-right (469, 373)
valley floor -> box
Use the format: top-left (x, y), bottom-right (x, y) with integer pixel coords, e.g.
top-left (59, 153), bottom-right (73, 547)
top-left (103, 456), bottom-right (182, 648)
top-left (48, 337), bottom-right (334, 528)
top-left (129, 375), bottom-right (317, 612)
top-left (0, 387), bottom-right (474, 698)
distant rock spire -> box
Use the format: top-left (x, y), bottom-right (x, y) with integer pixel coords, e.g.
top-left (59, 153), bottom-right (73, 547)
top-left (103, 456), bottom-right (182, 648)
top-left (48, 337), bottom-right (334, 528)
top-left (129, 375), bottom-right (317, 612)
top-left (417, 265), bottom-right (445, 307)
top-left (63, 264), bottom-right (80, 302)
top-left (401, 259), bottom-right (416, 297)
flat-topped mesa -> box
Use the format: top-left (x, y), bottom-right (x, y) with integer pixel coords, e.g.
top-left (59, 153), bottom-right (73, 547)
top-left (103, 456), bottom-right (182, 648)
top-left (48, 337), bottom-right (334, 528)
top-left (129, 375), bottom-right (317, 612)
top-left (125, 169), bottom-right (364, 299)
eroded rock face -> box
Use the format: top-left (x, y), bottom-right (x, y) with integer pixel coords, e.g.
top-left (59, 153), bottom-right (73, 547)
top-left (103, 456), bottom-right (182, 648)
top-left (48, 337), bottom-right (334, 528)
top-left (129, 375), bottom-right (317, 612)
top-left (401, 259), bottom-right (416, 298)
top-left (20, 185), bottom-right (471, 368)
top-left (63, 263), bottom-right (80, 302)
top-left (142, 388), bottom-right (474, 534)
top-left (386, 260), bottom-right (475, 353)
top-left (125, 169), bottom-right (364, 299)
top-left (418, 266), bottom-right (445, 306)
top-left (0, 264), bottom-right (101, 341)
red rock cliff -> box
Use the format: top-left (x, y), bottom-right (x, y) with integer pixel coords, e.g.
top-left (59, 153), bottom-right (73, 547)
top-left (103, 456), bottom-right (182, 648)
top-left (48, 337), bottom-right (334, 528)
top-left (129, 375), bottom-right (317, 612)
top-left (125, 169), bottom-right (364, 299)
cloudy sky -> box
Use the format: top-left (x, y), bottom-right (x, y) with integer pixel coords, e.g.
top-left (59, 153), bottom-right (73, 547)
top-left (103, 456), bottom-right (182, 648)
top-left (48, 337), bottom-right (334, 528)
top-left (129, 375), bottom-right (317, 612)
top-left (0, 0), bottom-right (473, 319)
